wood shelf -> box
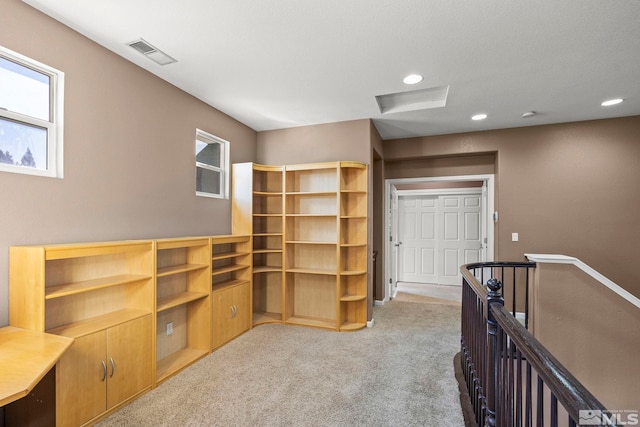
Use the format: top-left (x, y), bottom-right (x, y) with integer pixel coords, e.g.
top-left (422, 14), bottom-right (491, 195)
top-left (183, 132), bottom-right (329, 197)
top-left (211, 264), bottom-right (250, 276)
top-left (211, 251), bottom-right (250, 261)
top-left (286, 316), bottom-right (335, 330)
top-left (253, 266), bottom-right (283, 274)
top-left (41, 241), bottom-right (152, 261)
top-left (340, 294), bottom-right (366, 302)
top-left (286, 214), bottom-right (336, 217)
top-left (155, 347), bottom-right (209, 384)
top-left (339, 322), bottom-right (366, 331)
top-left (253, 233), bottom-right (283, 237)
top-left (211, 278), bottom-right (250, 292)
top-left (286, 267), bottom-right (337, 275)
top-left (252, 311), bottom-right (282, 325)
top-left (341, 270), bottom-right (367, 276)
top-left (285, 240), bottom-right (337, 245)
top-left (45, 274), bottom-right (151, 299)
top-left (253, 249), bottom-right (282, 254)
top-left (46, 308), bottom-right (150, 339)
top-left (285, 191), bottom-right (337, 196)
top-left (340, 242), bottom-right (367, 247)
top-left (253, 191), bottom-right (282, 196)
top-left (156, 263), bottom-right (208, 278)
top-left (156, 291), bottom-right (209, 312)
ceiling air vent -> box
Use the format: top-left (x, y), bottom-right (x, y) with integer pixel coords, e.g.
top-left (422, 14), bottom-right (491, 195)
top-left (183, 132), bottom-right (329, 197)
top-left (126, 38), bottom-right (177, 66)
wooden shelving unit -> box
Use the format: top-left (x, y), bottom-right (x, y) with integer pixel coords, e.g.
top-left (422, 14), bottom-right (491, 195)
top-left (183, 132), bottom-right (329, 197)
top-left (9, 241), bottom-right (155, 426)
top-left (211, 235), bottom-right (252, 349)
top-left (338, 162), bottom-right (369, 331)
top-left (284, 163), bottom-right (340, 330)
top-left (233, 161), bottom-right (368, 332)
top-left (233, 163), bottom-right (285, 326)
top-left (154, 237), bottom-right (211, 384)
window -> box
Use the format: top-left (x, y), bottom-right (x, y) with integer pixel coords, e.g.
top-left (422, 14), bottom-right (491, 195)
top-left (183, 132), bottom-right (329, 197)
top-left (0, 45), bottom-right (64, 178)
top-left (195, 129), bottom-right (229, 199)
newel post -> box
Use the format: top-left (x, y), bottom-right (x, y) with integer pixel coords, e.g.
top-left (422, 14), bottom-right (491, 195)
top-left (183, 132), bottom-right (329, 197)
top-left (485, 278), bottom-right (504, 427)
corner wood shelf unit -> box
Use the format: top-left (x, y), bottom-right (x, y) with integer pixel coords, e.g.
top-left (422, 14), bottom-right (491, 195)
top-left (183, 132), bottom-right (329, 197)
top-left (211, 235), bottom-right (252, 349)
top-left (233, 163), bottom-right (285, 327)
top-left (232, 161), bottom-right (368, 332)
top-left (154, 237), bottom-right (211, 384)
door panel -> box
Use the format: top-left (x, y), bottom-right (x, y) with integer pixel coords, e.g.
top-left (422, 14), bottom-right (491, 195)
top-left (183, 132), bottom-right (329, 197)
top-left (438, 195), bottom-right (482, 285)
top-left (107, 315), bottom-right (152, 409)
top-left (57, 331), bottom-right (107, 427)
top-left (398, 196), bottom-right (438, 283)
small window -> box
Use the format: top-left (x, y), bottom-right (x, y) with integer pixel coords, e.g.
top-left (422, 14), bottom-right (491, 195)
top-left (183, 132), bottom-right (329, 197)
top-left (195, 129), bottom-right (229, 199)
top-left (0, 45), bottom-right (64, 178)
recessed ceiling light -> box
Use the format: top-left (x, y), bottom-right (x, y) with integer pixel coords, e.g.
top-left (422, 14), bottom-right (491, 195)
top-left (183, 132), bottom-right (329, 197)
top-left (472, 113), bottom-right (487, 121)
top-left (403, 74), bottom-right (423, 85)
top-left (601, 98), bottom-right (623, 106)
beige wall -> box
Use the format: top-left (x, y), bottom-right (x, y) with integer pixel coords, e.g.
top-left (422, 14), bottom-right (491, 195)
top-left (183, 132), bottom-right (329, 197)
top-left (257, 119), bottom-right (375, 318)
top-left (531, 263), bottom-right (640, 410)
top-left (383, 116), bottom-right (640, 297)
top-left (257, 119), bottom-right (371, 165)
top-left (0, 0), bottom-right (257, 326)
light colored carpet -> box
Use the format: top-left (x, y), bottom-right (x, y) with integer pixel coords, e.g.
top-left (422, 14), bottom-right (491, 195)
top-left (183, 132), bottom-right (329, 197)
top-left (97, 300), bottom-right (464, 427)
top-left (393, 291), bottom-right (461, 306)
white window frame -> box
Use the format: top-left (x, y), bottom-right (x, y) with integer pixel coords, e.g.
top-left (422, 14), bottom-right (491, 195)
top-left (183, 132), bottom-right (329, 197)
top-left (0, 45), bottom-right (64, 178)
top-left (195, 129), bottom-right (229, 199)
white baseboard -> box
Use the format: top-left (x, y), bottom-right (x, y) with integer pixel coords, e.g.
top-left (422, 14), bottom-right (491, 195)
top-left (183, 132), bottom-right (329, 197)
top-left (367, 318), bottom-right (375, 328)
top-left (374, 299), bottom-right (385, 306)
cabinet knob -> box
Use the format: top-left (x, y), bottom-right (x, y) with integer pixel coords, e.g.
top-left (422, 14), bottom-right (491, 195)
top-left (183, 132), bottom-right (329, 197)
top-left (101, 361), bottom-right (107, 382)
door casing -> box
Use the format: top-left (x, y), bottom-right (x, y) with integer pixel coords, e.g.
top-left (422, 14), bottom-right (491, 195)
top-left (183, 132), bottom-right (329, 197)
top-left (383, 174), bottom-right (495, 301)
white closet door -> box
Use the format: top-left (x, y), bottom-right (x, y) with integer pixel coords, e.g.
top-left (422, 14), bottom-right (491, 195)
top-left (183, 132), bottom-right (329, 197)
top-left (398, 196), bottom-right (438, 284)
top-left (437, 195), bottom-right (482, 285)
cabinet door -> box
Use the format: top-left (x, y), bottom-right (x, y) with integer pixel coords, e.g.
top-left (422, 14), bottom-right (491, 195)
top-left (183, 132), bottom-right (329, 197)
top-left (232, 283), bottom-right (250, 337)
top-left (57, 331), bottom-right (107, 427)
top-left (106, 315), bottom-right (153, 409)
top-left (212, 287), bottom-right (235, 348)
top-left (213, 283), bottom-right (251, 348)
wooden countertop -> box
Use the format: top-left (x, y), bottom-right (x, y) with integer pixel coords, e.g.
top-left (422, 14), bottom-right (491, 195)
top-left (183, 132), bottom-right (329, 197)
top-left (0, 326), bottom-right (73, 407)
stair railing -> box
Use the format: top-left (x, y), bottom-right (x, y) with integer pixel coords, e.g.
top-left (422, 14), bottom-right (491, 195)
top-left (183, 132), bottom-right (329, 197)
top-left (460, 262), bottom-right (618, 427)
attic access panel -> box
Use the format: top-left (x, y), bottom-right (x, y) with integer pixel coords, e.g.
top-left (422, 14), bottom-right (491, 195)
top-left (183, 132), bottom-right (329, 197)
top-left (376, 85), bottom-right (449, 114)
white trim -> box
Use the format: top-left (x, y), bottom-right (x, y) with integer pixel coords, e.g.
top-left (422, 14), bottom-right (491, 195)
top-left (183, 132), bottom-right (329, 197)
top-left (195, 129), bottom-right (230, 199)
top-left (384, 174), bottom-right (495, 301)
top-left (366, 318), bottom-right (375, 328)
top-left (0, 44), bottom-right (64, 178)
top-left (395, 187), bottom-right (482, 197)
top-left (525, 253), bottom-right (640, 310)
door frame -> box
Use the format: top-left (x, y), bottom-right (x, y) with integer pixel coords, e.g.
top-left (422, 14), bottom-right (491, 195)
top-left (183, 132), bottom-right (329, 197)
top-left (383, 174), bottom-right (495, 301)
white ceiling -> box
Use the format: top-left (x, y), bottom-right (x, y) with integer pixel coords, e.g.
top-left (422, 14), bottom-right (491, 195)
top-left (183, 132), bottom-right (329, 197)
top-left (23, 0), bottom-right (640, 140)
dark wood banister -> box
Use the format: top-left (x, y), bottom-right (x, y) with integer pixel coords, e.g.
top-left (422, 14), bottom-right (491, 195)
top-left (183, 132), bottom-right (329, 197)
top-left (460, 261), bottom-right (618, 427)
top-left (491, 304), bottom-right (613, 425)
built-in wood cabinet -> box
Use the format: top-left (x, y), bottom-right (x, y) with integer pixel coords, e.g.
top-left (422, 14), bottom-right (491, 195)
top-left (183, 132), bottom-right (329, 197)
top-left (233, 161), bottom-right (369, 331)
top-left (212, 281), bottom-right (250, 349)
top-left (56, 315), bottom-right (152, 426)
top-left (211, 235), bottom-right (252, 348)
top-left (154, 238), bottom-right (211, 384)
top-left (9, 241), bottom-right (155, 426)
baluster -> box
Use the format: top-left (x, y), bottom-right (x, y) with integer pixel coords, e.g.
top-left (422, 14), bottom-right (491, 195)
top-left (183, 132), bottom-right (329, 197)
top-left (485, 278), bottom-right (504, 427)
